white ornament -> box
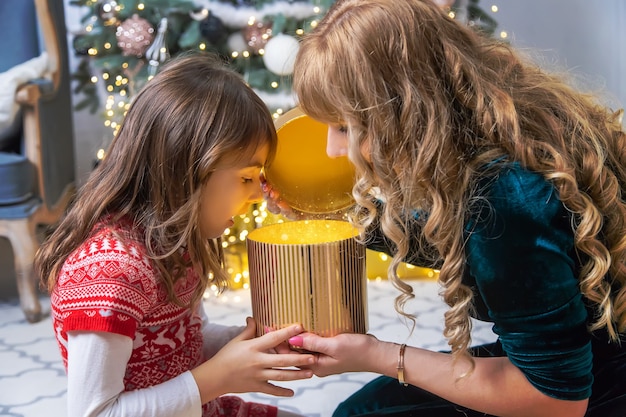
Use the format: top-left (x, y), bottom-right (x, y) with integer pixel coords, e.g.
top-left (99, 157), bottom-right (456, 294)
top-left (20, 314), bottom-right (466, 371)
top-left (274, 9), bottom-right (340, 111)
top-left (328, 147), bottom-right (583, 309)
top-left (227, 32), bottom-right (248, 53)
top-left (262, 34), bottom-right (300, 76)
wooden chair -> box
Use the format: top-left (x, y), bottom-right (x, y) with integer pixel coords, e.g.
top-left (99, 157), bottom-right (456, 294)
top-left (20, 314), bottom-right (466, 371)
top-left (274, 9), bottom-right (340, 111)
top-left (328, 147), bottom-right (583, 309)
top-left (0, 0), bottom-right (75, 322)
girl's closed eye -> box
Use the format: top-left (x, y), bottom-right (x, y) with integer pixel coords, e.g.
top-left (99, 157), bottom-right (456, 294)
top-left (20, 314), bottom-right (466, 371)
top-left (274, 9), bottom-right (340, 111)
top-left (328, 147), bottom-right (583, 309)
top-left (338, 125), bottom-right (348, 134)
top-left (240, 164), bottom-right (264, 186)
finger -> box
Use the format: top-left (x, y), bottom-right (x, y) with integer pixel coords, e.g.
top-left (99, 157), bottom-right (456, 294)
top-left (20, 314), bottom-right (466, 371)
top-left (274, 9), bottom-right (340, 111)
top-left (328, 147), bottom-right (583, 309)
top-left (288, 332), bottom-right (327, 353)
top-left (232, 317), bottom-right (257, 342)
top-left (273, 343), bottom-right (293, 354)
top-left (257, 323), bottom-right (304, 348)
top-left (267, 352), bottom-right (316, 368)
top-left (276, 200), bottom-right (302, 220)
top-left (263, 198), bottom-right (282, 215)
top-left (264, 368), bottom-right (314, 382)
top-left (258, 382), bottom-right (295, 398)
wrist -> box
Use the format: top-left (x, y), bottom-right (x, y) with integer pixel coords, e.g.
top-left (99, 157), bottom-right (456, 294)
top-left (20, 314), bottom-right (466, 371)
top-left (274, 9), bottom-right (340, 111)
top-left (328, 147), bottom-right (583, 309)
top-left (190, 361), bottom-right (224, 404)
top-left (370, 340), bottom-right (402, 378)
top-left (397, 343), bottom-right (408, 386)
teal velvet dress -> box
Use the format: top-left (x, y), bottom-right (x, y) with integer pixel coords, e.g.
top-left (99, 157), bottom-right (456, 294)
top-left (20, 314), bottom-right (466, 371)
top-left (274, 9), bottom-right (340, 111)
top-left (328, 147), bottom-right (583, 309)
top-left (335, 163), bottom-right (626, 417)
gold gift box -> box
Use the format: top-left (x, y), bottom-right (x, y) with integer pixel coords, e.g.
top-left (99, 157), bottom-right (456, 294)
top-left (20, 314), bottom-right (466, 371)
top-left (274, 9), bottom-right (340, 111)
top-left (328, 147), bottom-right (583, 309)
top-left (247, 219), bottom-right (368, 337)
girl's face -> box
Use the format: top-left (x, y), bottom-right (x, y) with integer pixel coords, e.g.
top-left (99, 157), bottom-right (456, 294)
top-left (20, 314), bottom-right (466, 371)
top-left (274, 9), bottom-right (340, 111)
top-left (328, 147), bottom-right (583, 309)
top-left (198, 143), bottom-right (270, 239)
top-left (326, 124), bottom-right (371, 162)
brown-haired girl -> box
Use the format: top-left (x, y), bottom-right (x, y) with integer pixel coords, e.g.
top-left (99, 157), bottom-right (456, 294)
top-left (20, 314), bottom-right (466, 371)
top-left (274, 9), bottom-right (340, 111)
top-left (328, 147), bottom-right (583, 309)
top-left (36, 52), bottom-right (314, 417)
top-left (281, 0), bottom-right (626, 416)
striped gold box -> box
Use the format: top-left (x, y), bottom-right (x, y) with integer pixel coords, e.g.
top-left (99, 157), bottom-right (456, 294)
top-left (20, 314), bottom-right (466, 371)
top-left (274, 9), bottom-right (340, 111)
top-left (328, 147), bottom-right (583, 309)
top-left (247, 219), bottom-right (368, 337)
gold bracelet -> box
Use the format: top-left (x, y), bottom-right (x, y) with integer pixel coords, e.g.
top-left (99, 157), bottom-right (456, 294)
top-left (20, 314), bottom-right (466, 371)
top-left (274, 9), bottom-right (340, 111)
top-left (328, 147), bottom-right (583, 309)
top-left (397, 343), bottom-right (408, 386)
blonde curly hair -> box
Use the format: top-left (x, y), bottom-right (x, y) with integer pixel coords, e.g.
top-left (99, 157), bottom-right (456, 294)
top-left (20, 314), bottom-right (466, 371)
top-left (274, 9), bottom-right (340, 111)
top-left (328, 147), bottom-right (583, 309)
top-left (293, 0), bottom-right (626, 369)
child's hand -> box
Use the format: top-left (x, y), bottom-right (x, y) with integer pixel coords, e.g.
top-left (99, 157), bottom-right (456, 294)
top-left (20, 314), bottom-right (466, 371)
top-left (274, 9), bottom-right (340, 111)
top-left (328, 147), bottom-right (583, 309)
top-left (191, 317), bottom-right (315, 403)
top-left (260, 172), bottom-right (304, 220)
top-left (260, 172), bottom-right (350, 221)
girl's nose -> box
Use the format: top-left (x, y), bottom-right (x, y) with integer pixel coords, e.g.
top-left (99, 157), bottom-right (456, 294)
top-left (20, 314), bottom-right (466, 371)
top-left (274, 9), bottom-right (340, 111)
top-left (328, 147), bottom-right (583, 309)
top-left (250, 176), bottom-right (265, 203)
top-left (326, 126), bottom-right (348, 158)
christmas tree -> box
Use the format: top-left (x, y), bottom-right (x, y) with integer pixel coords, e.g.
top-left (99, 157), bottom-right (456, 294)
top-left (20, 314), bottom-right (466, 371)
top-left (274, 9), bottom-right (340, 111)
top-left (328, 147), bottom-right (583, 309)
top-left (71, 0), bottom-right (338, 135)
top-left (70, 0), bottom-right (497, 134)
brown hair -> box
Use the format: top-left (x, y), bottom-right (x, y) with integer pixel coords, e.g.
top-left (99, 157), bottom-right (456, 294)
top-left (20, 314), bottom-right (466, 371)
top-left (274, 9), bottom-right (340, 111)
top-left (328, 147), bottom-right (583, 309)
top-left (294, 0), bottom-right (626, 367)
top-left (37, 52), bottom-right (277, 305)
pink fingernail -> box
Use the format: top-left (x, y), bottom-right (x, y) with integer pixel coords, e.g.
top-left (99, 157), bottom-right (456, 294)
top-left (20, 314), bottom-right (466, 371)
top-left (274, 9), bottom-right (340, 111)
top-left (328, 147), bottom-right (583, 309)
top-left (264, 326), bottom-right (272, 333)
top-left (288, 336), bottom-right (303, 347)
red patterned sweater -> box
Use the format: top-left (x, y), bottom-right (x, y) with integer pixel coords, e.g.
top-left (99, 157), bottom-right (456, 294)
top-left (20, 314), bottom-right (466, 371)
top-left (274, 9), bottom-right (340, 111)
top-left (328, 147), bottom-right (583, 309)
top-left (50, 218), bottom-right (277, 417)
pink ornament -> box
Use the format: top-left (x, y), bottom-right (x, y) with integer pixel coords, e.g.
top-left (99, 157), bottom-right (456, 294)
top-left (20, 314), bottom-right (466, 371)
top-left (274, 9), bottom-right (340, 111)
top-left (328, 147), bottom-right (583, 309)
top-left (243, 21), bottom-right (273, 54)
top-left (116, 14), bottom-right (155, 57)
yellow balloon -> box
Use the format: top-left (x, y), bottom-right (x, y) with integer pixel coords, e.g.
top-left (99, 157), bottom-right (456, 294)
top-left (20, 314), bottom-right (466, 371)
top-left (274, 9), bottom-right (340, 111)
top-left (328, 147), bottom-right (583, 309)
top-left (266, 107), bottom-right (355, 214)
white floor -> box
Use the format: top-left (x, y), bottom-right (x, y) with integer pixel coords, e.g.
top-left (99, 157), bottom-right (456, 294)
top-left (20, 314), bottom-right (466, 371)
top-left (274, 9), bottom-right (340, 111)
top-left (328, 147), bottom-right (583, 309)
top-left (0, 279), bottom-right (496, 417)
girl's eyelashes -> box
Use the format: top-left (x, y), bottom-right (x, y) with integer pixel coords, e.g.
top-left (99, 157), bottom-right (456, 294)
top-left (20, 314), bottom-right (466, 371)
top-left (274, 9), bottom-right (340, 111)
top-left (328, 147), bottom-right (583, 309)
top-left (338, 125), bottom-right (348, 134)
top-left (241, 166), bottom-right (264, 184)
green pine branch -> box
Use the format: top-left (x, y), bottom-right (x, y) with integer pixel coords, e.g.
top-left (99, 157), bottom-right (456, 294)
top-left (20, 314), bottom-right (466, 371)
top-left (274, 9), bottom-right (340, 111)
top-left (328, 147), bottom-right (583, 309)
top-left (70, 0), bottom-right (497, 115)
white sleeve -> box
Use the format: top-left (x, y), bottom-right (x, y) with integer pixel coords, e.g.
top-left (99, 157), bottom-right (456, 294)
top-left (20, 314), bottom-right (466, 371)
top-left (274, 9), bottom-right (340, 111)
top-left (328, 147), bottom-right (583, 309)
top-left (66, 331), bottom-right (202, 417)
top-left (198, 302), bottom-right (245, 359)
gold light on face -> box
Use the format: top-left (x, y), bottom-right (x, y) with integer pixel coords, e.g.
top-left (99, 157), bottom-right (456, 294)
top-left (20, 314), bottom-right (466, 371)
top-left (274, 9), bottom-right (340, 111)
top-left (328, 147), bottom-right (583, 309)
top-left (247, 220), bottom-right (368, 337)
